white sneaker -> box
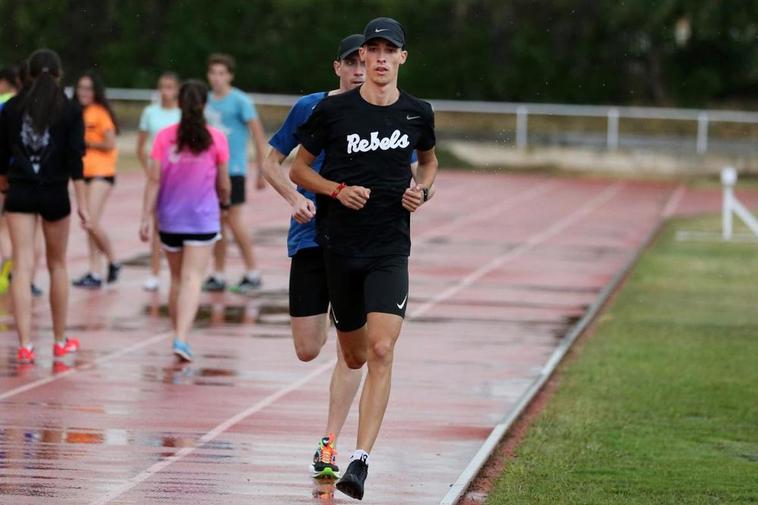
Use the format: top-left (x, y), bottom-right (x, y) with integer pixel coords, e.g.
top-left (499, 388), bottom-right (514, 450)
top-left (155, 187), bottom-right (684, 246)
top-left (143, 276), bottom-right (160, 292)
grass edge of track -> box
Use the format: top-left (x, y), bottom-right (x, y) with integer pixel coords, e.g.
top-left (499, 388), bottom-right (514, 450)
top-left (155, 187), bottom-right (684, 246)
top-left (484, 215), bottom-right (758, 505)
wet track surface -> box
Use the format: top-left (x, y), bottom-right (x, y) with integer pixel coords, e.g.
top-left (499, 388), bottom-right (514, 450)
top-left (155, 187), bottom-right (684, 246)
top-left (0, 171), bottom-right (752, 504)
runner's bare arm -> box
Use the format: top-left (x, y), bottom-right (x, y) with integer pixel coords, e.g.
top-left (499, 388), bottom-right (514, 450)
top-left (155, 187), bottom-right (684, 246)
top-left (410, 161), bottom-right (436, 200)
top-left (139, 159), bottom-right (161, 242)
top-left (415, 147), bottom-right (439, 189)
top-left (87, 128), bottom-right (116, 151)
top-left (291, 145), bottom-right (370, 210)
top-left (248, 119), bottom-right (268, 189)
top-left (215, 161), bottom-right (231, 208)
top-left (261, 147), bottom-right (315, 224)
top-left (136, 131), bottom-right (149, 174)
top-left (403, 148), bottom-right (438, 212)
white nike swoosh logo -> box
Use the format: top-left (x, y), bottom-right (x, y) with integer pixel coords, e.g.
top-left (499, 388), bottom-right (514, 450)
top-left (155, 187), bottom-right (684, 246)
top-left (375, 28), bottom-right (390, 33)
top-left (407, 115), bottom-right (420, 120)
top-left (397, 294), bottom-right (408, 310)
top-left (331, 308), bottom-right (339, 324)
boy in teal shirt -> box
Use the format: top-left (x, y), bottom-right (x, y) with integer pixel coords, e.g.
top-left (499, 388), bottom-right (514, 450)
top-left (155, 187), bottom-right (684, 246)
top-left (204, 53), bottom-right (267, 293)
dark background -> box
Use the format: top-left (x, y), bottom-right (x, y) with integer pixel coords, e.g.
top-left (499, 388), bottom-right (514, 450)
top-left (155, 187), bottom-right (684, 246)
top-left (2, 0), bottom-right (758, 107)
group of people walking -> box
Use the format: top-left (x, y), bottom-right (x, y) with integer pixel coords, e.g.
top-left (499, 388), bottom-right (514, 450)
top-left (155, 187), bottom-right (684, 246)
top-left (0, 17), bottom-right (438, 501)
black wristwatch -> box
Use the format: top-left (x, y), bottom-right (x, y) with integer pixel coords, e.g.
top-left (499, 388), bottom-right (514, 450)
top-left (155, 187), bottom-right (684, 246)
top-left (422, 187), bottom-right (430, 202)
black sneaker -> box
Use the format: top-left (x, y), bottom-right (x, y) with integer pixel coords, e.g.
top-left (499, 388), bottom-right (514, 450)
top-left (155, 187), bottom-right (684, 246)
top-left (107, 262), bottom-right (122, 283)
top-left (30, 284), bottom-right (43, 297)
top-left (202, 276), bottom-right (226, 292)
top-left (72, 273), bottom-right (102, 289)
top-left (335, 458), bottom-right (368, 500)
top-left (229, 275), bottom-right (262, 294)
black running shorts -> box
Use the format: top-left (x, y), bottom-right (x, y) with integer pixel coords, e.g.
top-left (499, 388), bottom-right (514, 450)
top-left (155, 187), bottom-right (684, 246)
top-left (289, 247), bottom-right (330, 318)
top-left (323, 250), bottom-right (409, 332)
top-left (84, 176), bottom-right (116, 185)
top-left (4, 182), bottom-right (71, 222)
top-left (230, 175), bottom-right (246, 206)
top-left (159, 231), bottom-right (221, 252)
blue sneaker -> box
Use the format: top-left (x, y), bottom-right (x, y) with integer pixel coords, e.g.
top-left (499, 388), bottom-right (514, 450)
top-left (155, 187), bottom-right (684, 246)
top-left (172, 339), bottom-right (193, 362)
top-left (72, 272), bottom-right (102, 289)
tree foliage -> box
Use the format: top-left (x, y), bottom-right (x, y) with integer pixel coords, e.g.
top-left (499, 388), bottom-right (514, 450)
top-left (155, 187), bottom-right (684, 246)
top-left (1, 0), bottom-right (758, 106)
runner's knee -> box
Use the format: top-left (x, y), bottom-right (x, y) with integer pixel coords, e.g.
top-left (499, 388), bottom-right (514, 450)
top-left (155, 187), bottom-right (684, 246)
top-left (293, 337), bottom-right (322, 362)
top-left (343, 348), bottom-right (367, 369)
top-left (369, 339), bottom-right (394, 364)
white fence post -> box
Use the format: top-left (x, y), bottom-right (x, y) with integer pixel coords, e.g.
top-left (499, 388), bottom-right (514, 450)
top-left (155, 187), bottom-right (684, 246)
top-left (721, 166), bottom-right (758, 240)
top-left (516, 106), bottom-right (528, 150)
top-left (607, 108), bottom-right (619, 151)
top-left (697, 112), bottom-right (709, 154)
top-left (722, 167), bottom-right (735, 240)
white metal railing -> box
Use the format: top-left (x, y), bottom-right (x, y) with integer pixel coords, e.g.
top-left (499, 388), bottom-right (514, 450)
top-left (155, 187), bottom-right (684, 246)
top-left (104, 88), bottom-right (758, 155)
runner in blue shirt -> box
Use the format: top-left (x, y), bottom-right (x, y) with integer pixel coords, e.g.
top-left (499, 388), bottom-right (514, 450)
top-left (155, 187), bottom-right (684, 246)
top-left (262, 33), bottom-right (433, 481)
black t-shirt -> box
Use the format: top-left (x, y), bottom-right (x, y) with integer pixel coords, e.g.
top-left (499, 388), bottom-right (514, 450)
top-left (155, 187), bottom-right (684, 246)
top-left (296, 87), bottom-right (435, 257)
top-left (0, 94), bottom-right (84, 184)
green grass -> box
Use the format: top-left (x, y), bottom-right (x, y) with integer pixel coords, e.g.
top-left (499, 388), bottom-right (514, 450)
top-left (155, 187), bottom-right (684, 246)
top-left (486, 217), bottom-right (758, 505)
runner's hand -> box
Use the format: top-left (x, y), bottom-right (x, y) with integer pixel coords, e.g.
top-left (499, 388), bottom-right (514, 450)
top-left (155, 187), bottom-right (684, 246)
top-left (255, 172), bottom-right (267, 190)
top-left (402, 185), bottom-right (425, 212)
top-left (139, 217), bottom-right (151, 242)
top-left (0, 175), bottom-right (7, 193)
top-left (292, 195), bottom-right (316, 224)
top-left (337, 186), bottom-right (370, 210)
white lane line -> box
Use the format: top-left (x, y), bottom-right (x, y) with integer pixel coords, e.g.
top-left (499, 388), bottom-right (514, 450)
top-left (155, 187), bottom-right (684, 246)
top-left (415, 179), bottom-right (559, 242)
top-left (0, 331), bottom-right (172, 402)
top-left (91, 181), bottom-right (620, 504)
top-left (410, 182), bottom-right (623, 319)
top-left (662, 184), bottom-right (686, 218)
top-left (88, 360), bottom-right (335, 505)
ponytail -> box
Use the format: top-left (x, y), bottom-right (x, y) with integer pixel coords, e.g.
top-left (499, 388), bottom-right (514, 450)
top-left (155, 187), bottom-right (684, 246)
top-left (177, 80), bottom-right (212, 154)
top-left (22, 49), bottom-right (65, 133)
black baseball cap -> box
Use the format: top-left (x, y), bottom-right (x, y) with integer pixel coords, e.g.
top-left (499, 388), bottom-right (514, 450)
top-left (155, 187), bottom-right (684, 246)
top-left (363, 17), bottom-right (405, 48)
top-left (337, 34), bottom-right (365, 60)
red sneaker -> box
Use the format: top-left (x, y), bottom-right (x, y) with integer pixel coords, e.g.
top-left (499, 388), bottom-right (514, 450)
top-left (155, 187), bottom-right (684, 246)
top-left (17, 345), bottom-right (36, 364)
top-left (53, 338), bottom-right (80, 357)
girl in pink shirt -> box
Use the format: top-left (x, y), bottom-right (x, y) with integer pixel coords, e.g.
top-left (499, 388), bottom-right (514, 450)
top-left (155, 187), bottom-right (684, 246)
top-left (140, 80), bottom-right (230, 361)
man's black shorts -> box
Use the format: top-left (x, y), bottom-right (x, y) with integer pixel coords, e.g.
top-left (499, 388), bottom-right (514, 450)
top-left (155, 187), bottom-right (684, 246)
top-left (289, 247), bottom-right (330, 318)
top-left (323, 250), bottom-right (408, 332)
top-left (230, 175), bottom-right (246, 206)
top-left (4, 182), bottom-right (70, 222)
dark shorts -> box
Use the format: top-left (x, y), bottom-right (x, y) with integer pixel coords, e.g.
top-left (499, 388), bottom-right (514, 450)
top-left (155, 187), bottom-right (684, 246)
top-left (289, 247), bottom-right (329, 318)
top-left (84, 176), bottom-right (115, 185)
top-left (324, 250), bottom-right (409, 332)
top-left (4, 183), bottom-right (70, 222)
top-left (159, 231), bottom-right (221, 252)
top-left (230, 175), bottom-right (246, 206)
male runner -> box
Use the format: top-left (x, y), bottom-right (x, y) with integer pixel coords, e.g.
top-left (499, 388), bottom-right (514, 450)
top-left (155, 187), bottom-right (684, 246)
top-left (262, 33), bottom-right (366, 479)
top-left (264, 32), bottom-right (434, 480)
top-left (204, 53), bottom-right (266, 293)
top-left (291, 18), bottom-right (438, 500)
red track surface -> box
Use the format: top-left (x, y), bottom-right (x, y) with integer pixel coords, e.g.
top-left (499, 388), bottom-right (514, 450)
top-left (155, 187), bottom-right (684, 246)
top-left (0, 171), bottom-right (754, 504)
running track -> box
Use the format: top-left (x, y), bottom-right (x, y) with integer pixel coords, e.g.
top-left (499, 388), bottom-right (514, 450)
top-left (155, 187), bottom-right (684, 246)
top-left (0, 170), bottom-right (754, 504)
